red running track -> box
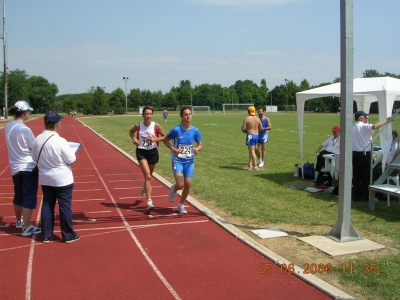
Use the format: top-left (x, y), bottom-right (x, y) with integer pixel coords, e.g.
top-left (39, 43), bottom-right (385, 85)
top-left (0, 116), bottom-right (335, 299)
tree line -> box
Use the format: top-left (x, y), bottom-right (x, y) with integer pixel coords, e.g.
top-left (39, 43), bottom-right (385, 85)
top-left (1, 68), bottom-right (399, 115)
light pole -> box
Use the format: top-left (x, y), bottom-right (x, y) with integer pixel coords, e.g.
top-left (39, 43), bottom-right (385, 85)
top-left (285, 79), bottom-right (289, 112)
top-left (2, 0), bottom-right (7, 119)
top-left (122, 77), bottom-right (129, 113)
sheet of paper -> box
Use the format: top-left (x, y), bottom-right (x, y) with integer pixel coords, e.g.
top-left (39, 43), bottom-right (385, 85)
top-left (68, 142), bottom-right (81, 154)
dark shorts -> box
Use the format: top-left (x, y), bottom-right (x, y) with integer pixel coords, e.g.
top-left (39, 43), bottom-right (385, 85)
top-left (12, 170), bottom-right (38, 209)
top-left (136, 148), bottom-right (159, 165)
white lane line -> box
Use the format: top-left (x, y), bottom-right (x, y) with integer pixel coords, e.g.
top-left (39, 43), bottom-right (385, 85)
top-left (0, 165), bottom-right (10, 176)
top-left (73, 198), bottom-right (106, 202)
top-left (108, 179), bottom-right (142, 182)
top-left (73, 189), bottom-right (102, 192)
top-left (74, 181), bottom-right (98, 184)
top-left (75, 131), bottom-right (182, 300)
top-left (0, 220), bottom-right (210, 243)
top-left (104, 173), bottom-right (134, 176)
top-left (25, 197), bottom-right (43, 300)
top-left (74, 175), bottom-right (95, 177)
top-left (148, 214), bottom-right (178, 218)
top-left (72, 210), bottom-right (111, 214)
top-left (120, 195), bottom-right (167, 199)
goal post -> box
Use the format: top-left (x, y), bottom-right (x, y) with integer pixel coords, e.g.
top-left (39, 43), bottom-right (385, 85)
top-left (222, 103), bottom-right (254, 115)
top-left (176, 105), bottom-right (210, 115)
top-left (192, 106), bottom-right (210, 115)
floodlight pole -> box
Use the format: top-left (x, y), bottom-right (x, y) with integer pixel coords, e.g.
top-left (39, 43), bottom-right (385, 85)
top-left (122, 77), bottom-right (129, 113)
top-left (284, 79), bottom-right (289, 112)
top-left (326, 0), bottom-right (360, 242)
top-left (2, 0), bottom-right (7, 119)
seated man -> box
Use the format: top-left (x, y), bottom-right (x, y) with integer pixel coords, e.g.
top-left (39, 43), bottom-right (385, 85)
top-left (315, 126), bottom-right (340, 175)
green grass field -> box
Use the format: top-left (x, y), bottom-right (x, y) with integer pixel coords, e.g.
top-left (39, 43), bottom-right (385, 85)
top-left (80, 112), bottom-right (400, 300)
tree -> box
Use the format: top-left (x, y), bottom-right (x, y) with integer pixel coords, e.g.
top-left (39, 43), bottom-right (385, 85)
top-left (299, 79), bottom-right (310, 91)
top-left (128, 88), bottom-right (142, 110)
top-left (152, 90), bottom-right (163, 109)
top-left (108, 88), bottom-right (125, 114)
top-left (92, 86), bottom-right (109, 114)
top-left (176, 80), bottom-right (192, 105)
top-left (5, 69), bottom-right (30, 107)
top-left (163, 88), bottom-right (178, 109)
top-left (363, 69), bottom-right (381, 78)
top-left (27, 76), bottom-right (58, 111)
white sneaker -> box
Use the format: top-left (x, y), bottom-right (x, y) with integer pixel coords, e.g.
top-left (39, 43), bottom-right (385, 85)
top-left (256, 159), bottom-right (261, 165)
top-left (147, 199), bottom-right (154, 210)
top-left (141, 187), bottom-right (146, 196)
top-left (16, 220), bottom-right (24, 229)
top-left (168, 184), bottom-right (176, 202)
top-left (177, 203), bottom-right (187, 214)
top-left (21, 225), bottom-right (41, 236)
top-left (258, 161), bottom-right (264, 168)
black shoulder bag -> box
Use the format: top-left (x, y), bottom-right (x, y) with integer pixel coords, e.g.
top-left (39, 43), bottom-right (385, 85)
top-left (32, 134), bottom-right (55, 177)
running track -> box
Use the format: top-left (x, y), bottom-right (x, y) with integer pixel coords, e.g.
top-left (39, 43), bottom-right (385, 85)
top-left (0, 116), bottom-right (350, 299)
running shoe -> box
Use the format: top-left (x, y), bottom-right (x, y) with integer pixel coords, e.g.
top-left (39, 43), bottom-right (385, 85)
top-left (256, 159), bottom-right (261, 165)
top-left (177, 203), bottom-right (187, 214)
top-left (16, 220), bottom-right (24, 229)
top-left (21, 225), bottom-right (41, 236)
top-left (65, 235), bottom-right (80, 244)
top-left (141, 187), bottom-right (146, 196)
top-left (258, 161), bottom-right (264, 168)
top-left (147, 199), bottom-right (154, 210)
top-left (168, 184), bottom-right (176, 202)
top-left (42, 237), bottom-right (53, 244)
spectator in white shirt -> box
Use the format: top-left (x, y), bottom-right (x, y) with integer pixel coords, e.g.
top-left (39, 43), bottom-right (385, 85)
top-left (5, 101), bottom-right (41, 236)
top-left (315, 126), bottom-right (340, 174)
top-left (32, 111), bottom-right (80, 243)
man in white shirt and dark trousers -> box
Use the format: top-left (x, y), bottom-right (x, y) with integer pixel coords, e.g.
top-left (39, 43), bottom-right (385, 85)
top-left (352, 111), bottom-right (389, 202)
top-left (315, 126), bottom-right (341, 176)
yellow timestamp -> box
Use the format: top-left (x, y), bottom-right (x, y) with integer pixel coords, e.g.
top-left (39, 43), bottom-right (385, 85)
top-left (258, 263), bottom-right (378, 275)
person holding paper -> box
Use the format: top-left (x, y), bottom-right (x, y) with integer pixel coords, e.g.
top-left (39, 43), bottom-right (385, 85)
top-left (129, 106), bottom-right (166, 210)
top-left (32, 111), bottom-right (80, 243)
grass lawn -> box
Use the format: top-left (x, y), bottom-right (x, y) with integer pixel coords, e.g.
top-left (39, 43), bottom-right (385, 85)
top-left (79, 111), bottom-right (400, 300)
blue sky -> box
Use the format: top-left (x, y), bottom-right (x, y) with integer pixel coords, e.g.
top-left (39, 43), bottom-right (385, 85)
top-left (2, 0), bottom-right (400, 95)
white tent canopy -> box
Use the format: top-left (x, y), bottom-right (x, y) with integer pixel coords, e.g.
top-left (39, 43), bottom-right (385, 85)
top-left (296, 76), bottom-right (400, 172)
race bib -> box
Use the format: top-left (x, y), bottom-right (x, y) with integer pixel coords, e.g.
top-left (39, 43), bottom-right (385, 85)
top-left (140, 135), bottom-right (154, 150)
top-left (178, 144), bottom-right (193, 158)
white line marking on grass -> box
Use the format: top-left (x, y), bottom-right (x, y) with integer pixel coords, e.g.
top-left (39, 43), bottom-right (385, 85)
top-left (75, 130), bottom-right (182, 300)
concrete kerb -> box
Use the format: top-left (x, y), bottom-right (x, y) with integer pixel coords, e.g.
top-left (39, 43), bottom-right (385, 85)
top-left (79, 120), bottom-right (355, 300)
